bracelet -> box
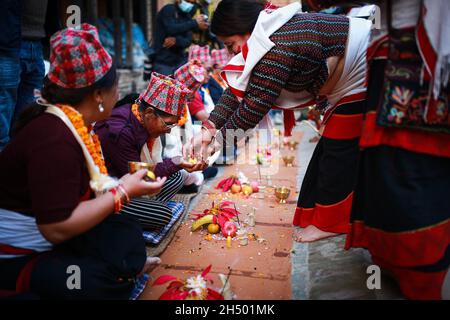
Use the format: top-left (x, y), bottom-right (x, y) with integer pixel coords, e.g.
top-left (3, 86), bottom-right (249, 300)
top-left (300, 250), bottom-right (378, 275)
top-left (109, 187), bottom-right (123, 214)
top-left (117, 184), bottom-right (131, 204)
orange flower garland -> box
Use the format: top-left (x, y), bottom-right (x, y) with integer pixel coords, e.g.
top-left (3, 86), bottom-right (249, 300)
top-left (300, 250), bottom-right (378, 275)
top-left (57, 104), bottom-right (108, 175)
top-left (178, 104), bottom-right (188, 127)
top-left (132, 103), bottom-right (144, 124)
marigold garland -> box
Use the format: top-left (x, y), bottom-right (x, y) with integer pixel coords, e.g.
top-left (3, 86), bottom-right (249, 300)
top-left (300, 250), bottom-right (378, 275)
top-left (57, 104), bottom-right (108, 175)
top-left (178, 104), bottom-right (188, 127)
top-left (131, 103), bottom-right (144, 124)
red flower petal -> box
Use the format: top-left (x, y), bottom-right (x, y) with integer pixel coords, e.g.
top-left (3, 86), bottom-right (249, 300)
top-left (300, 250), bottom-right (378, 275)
top-left (206, 289), bottom-right (224, 300)
top-left (159, 288), bottom-right (189, 300)
top-left (201, 264), bottom-right (212, 277)
top-left (167, 281), bottom-right (184, 290)
top-left (153, 275), bottom-right (179, 286)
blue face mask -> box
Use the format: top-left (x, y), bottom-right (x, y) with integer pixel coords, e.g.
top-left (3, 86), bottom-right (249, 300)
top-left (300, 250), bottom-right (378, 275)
top-left (179, 0), bottom-right (194, 13)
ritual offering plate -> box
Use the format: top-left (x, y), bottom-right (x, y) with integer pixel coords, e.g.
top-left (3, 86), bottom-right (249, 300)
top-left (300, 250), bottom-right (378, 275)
top-left (274, 187), bottom-right (290, 204)
top-left (128, 161), bottom-right (156, 181)
top-left (282, 156), bottom-right (295, 167)
top-left (287, 141), bottom-right (299, 151)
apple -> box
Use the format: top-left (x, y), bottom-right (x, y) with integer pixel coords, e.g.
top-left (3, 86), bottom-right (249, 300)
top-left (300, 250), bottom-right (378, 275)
top-left (207, 223), bottom-right (220, 234)
top-left (230, 184), bottom-right (241, 194)
top-left (250, 181), bottom-right (259, 193)
top-left (242, 184), bottom-right (253, 196)
top-left (222, 221), bottom-right (237, 237)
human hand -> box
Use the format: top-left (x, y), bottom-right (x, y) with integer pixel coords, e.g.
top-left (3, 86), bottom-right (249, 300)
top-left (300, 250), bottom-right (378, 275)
top-left (180, 159), bottom-right (209, 173)
top-left (120, 169), bottom-right (167, 198)
top-left (163, 37), bottom-right (176, 48)
top-left (182, 126), bottom-right (214, 160)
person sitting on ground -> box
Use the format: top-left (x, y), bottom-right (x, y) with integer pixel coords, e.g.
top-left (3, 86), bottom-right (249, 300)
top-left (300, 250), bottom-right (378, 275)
top-left (94, 72), bottom-right (208, 231)
top-left (0, 24), bottom-right (164, 299)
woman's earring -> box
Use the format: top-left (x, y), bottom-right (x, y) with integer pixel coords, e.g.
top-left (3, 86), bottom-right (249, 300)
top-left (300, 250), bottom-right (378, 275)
top-left (98, 103), bottom-right (104, 113)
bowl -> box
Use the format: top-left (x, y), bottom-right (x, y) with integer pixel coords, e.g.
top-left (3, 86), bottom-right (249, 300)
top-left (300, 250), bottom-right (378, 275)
top-left (282, 156), bottom-right (295, 167)
top-left (274, 187), bottom-right (290, 204)
top-left (128, 161), bottom-right (156, 181)
top-left (287, 141), bottom-right (299, 150)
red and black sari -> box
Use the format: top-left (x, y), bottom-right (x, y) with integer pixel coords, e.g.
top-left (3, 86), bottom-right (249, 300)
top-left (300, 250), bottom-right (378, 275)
top-left (345, 21), bottom-right (450, 299)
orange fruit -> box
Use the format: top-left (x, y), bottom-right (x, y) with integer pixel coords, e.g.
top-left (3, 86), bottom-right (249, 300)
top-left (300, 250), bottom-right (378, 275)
top-left (207, 223), bottom-right (220, 234)
top-left (230, 184), bottom-right (241, 194)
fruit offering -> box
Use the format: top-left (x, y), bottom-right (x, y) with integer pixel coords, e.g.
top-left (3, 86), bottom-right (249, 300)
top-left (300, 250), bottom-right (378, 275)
top-left (230, 184), bottom-right (242, 194)
top-left (207, 223), bottom-right (220, 234)
top-left (250, 181), bottom-right (259, 193)
top-left (222, 221), bottom-right (238, 238)
top-left (216, 175), bottom-right (240, 192)
top-left (241, 184), bottom-right (253, 196)
top-left (191, 201), bottom-right (241, 232)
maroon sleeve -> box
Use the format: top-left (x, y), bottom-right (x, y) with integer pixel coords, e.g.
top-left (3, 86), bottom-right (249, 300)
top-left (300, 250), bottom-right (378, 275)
top-left (104, 127), bottom-right (141, 178)
top-left (27, 121), bottom-right (89, 225)
top-left (154, 159), bottom-right (182, 178)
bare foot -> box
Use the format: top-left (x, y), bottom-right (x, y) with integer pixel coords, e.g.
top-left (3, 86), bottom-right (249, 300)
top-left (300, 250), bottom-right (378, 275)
top-left (296, 225), bottom-right (339, 243)
top-left (309, 136), bottom-right (320, 143)
top-left (139, 256), bottom-right (161, 276)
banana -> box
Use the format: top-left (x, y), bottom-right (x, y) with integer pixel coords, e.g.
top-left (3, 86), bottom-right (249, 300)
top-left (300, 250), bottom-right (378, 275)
top-left (191, 214), bottom-right (214, 231)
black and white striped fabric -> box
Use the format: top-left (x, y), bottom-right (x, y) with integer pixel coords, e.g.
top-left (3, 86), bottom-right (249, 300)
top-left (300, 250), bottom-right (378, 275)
top-left (121, 171), bottom-right (185, 230)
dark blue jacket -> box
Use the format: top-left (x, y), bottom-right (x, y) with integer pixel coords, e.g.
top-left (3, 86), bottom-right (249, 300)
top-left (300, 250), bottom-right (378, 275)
top-left (0, 0), bottom-right (60, 58)
top-left (208, 76), bottom-right (224, 105)
top-left (0, 0), bottom-right (22, 57)
top-left (153, 4), bottom-right (197, 71)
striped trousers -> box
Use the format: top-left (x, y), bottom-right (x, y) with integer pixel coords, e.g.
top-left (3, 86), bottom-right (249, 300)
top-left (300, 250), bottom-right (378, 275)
top-left (121, 171), bottom-right (186, 230)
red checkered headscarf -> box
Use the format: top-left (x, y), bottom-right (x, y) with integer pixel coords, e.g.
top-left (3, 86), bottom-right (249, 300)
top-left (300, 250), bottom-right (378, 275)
top-left (173, 60), bottom-right (205, 98)
top-left (138, 72), bottom-right (191, 117)
top-left (188, 45), bottom-right (211, 67)
top-left (48, 23), bottom-right (113, 89)
top-left (211, 49), bottom-right (232, 69)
